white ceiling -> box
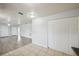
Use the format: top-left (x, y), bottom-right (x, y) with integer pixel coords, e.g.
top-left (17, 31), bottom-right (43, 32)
top-left (0, 3), bottom-right (79, 26)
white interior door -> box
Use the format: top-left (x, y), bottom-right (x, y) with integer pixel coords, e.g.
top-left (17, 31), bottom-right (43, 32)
top-left (48, 17), bottom-right (78, 55)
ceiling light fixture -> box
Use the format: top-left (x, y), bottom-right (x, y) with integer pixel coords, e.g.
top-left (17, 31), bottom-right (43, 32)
top-left (8, 23), bottom-right (10, 26)
top-left (8, 17), bottom-right (11, 26)
top-left (17, 12), bottom-right (23, 25)
top-left (30, 11), bottom-right (35, 18)
top-left (18, 12), bottom-right (23, 15)
top-left (30, 14), bottom-right (35, 18)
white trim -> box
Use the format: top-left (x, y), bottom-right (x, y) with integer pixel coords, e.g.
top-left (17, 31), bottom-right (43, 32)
top-left (32, 41), bottom-right (48, 48)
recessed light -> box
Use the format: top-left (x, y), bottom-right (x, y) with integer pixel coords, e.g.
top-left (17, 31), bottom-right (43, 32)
top-left (30, 11), bottom-right (35, 18)
top-left (30, 14), bottom-right (35, 18)
top-left (27, 11), bottom-right (36, 18)
top-left (8, 23), bottom-right (10, 26)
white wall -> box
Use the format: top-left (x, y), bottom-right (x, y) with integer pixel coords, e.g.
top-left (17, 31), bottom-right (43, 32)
top-left (32, 9), bottom-right (79, 55)
top-left (0, 25), bottom-right (18, 37)
top-left (48, 17), bottom-right (78, 55)
top-left (21, 23), bottom-right (32, 38)
top-left (32, 19), bottom-right (48, 47)
top-left (0, 24), bottom-right (32, 38)
top-left (11, 26), bottom-right (18, 35)
top-left (0, 25), bottom-right (10, 37)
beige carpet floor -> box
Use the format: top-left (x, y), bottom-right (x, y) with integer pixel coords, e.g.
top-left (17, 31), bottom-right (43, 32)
top-left (2, 44), bottom-right (71, 56)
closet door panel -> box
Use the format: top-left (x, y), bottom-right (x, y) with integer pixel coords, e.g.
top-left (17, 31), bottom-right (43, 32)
top-left (48, 17), bottom-right (78, 55)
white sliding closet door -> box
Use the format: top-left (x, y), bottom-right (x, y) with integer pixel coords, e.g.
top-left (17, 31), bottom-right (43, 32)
top-left (48, 17), bottom-right (78, 55)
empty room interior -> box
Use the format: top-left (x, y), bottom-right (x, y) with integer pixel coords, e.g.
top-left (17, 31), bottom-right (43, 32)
top-left (0, 3), bottom-right (79, 56)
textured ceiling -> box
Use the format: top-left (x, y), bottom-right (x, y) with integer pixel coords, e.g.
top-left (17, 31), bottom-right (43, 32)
top-left (0, 3), bottom-right (79, 26)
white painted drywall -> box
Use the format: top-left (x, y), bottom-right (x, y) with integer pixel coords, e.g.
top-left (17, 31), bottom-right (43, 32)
top-left (11, 26), bottom-right (18, 35)
top-left (32, 19), bottom-right (48, 48)
top-left (21, 23), bottom-right (32, 38)
top-left (0, 24), bottom-right (32, 38)
top-left (48, 17), bottom-right (78, 55)
top-left (0, 24), bottom-right (18, 37)
top-left (32, 9), bottom-right (79, 55)
top-left (0, 25), bottom-right (9, 37)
